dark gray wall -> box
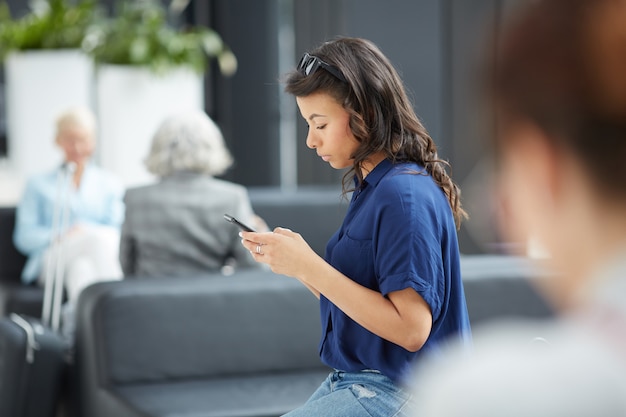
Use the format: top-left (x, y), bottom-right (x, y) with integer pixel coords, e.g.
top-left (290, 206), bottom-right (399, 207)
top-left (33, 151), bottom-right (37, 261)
top-left (292, 0), bottom-right (347, 186)
top-left (445, 0), bottom-right (500, 254)
top-left (1, 0), bottom-right (510, 254)
top-left (208, 0), bottom-right (282, 186)
top-left (341, 0), bottom-right (445, 152)
top-left (290, 0), bottom-right (445, 187)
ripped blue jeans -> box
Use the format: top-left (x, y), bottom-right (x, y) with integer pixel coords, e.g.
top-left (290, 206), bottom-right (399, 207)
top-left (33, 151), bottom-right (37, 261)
top-left (282, 370), bottom-right (415, 417)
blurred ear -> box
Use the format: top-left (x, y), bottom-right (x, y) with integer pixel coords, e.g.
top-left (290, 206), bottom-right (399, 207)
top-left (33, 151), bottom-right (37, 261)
top-left (495, 122), bottom-right (562, 254)
top-left (518, 124), bottom-right (561, 203)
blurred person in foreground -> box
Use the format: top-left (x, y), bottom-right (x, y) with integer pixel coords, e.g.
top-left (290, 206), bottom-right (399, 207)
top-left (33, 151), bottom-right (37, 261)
top-left (410, 0), bottom-right (626, 415)
top-left (120, 110), bottom-right (264, 278)
top-left (13, 106), bottom-right (124, 336)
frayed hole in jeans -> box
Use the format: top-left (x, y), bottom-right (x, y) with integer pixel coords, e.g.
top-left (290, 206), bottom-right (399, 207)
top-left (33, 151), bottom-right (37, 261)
top-left (351, 384), bottom-right (376, 399)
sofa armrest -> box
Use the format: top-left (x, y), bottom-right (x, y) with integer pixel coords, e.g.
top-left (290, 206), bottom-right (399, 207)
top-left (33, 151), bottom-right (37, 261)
top-left (0, 207), bottom-right (41, 318)
top-left (0, 207), bottom-right (27, 283)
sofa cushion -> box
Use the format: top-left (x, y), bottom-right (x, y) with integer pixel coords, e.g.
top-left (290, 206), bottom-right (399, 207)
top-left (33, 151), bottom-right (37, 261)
top-left (114, 370), bottom-right (330, 417)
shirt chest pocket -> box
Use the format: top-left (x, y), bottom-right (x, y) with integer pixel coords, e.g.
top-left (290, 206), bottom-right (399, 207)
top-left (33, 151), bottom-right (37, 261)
top-left (330, 232), bottom-right (378, 289)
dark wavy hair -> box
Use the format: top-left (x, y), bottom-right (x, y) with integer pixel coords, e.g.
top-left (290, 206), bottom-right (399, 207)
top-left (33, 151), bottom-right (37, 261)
top-left (284, 37), bottom-right (467, 228)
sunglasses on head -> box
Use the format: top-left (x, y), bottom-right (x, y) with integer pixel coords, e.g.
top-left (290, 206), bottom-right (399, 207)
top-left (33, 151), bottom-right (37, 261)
top-left (297, 52), bottom-right (347, 83)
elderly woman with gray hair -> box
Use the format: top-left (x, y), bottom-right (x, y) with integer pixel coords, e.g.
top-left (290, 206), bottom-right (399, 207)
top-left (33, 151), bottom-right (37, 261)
top-left (119, 110), bottom-right (264, 278)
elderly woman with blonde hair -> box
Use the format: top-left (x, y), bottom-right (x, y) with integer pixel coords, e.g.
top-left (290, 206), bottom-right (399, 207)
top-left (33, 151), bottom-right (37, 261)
top-left (13, 106), bottom-right (124, 338)
top-left (120, 110), bottom-right (263, 278)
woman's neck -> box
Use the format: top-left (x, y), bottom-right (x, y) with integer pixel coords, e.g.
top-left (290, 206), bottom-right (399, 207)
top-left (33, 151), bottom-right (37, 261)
top-left (554, 198), bottom-right (626, 311)
top-left (71, 162), bottom-right (86, 188)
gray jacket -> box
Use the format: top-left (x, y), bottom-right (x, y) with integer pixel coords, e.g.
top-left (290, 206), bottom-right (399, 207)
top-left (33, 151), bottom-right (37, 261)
top-left (120, 172), bottom-right (259, 277)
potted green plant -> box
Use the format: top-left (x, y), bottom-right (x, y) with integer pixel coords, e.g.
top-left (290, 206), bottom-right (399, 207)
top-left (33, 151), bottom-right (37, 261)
top-left (0, 0), bottom-right (237, 75)
top-left (0, 0), bottom-right (96, 59)
top-left (85, 0), bottom-right (237, 187)
top-left (0, 0), bottom-right (98, 179)
top-left (84, 0), bottom-right (237, 76)
top-left (0, 0), bottom-right (236, 186)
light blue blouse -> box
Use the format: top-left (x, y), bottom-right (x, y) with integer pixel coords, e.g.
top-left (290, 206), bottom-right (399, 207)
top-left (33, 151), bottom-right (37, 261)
top-left (13, 164), bottom-right (125, 284)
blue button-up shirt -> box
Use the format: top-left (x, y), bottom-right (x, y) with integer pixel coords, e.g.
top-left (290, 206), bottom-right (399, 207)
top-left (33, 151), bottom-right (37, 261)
top-left (319, 159), bottom-right (471, 383)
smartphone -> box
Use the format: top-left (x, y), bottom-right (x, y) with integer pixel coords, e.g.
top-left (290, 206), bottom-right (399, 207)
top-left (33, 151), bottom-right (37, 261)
top-left (223, 214), bottom-right (256, 232)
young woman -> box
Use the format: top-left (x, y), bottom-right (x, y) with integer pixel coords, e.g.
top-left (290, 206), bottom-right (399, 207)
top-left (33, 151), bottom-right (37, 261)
top-left (240, 37), bottom-right (471, 416)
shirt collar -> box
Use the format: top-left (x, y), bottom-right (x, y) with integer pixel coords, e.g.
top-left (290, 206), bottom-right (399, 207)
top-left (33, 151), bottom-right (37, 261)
top-left (359, 158), bottom-right (393, 189)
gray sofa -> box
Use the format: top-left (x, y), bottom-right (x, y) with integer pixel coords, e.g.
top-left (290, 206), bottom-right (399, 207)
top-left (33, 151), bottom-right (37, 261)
top-left (1, 187), bottom-right (554, 417)
top-left (75, 270), bottom-right (330, 417)
top-left (73, 255), bottom-right (553, 417)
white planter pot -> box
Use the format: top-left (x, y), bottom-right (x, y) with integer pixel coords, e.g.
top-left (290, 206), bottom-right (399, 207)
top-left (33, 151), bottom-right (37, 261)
top-left (4, 50), bottom-right (94, 179)
top-left (95, 65), bottom-right (204, 188)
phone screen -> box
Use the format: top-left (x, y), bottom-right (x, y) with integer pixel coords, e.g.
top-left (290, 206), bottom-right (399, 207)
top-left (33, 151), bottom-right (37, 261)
top-left (223, 214), bottom-right (256, 232)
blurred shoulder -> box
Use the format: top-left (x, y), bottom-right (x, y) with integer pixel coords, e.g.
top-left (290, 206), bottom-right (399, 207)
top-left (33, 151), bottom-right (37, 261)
top-left (409, 319), bottom-right (626, 416)
top-left (207, 177), bottom-right (249, 198)
top-left (25, 168), bottom-right (58, 187)
top-left (21, 168), bottom-right (65, 198)
top-left (123, 175), bottom-right (249, 203)
top-left (123, 181), bottom-right (161, 203)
